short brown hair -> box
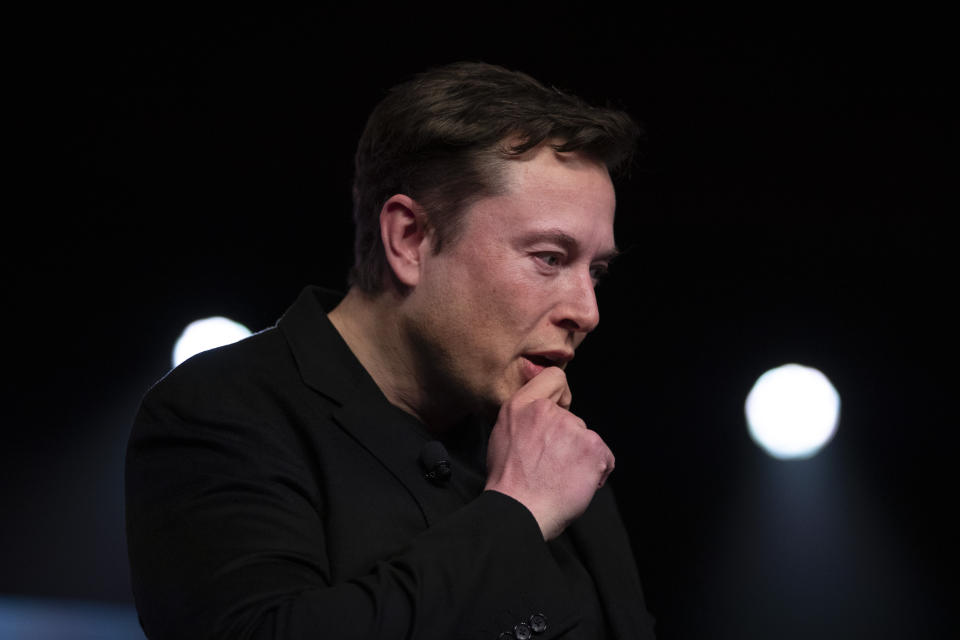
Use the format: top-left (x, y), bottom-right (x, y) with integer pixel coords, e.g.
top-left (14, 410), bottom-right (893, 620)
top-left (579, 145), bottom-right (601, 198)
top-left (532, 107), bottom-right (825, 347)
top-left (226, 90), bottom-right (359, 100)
top-left (349, 61), bottom-right (641, 292)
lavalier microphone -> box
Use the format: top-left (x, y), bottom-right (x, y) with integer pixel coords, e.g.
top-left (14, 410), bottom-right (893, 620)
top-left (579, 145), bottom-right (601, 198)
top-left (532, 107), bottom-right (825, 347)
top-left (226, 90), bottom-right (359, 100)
top-left (419, 441), bottom-right (452, 482)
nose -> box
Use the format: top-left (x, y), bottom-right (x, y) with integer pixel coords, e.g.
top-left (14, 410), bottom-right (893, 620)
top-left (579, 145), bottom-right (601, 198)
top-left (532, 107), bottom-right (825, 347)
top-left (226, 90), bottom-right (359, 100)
top-left (555, 269), bottom-right (601, 335)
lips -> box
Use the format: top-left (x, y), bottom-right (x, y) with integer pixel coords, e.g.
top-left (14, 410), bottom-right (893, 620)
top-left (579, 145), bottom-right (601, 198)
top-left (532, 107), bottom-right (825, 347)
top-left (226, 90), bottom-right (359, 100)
top-left (524, 354), bottom-right (564, 368)
top-left (520, 351), bottom-right (575, 382)
top-left (523, 351), bottom-right (574, 368)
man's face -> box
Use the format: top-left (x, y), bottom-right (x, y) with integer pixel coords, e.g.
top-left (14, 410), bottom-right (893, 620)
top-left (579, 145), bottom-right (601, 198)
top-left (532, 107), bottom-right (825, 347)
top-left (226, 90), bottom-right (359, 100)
top-left (404, 145), bottom-right (617, 417)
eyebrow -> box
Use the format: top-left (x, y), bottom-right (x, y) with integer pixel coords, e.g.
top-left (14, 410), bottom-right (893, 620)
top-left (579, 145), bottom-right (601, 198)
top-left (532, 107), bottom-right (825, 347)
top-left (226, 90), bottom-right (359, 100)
top-left (519, 229), bottom-right (621, 262)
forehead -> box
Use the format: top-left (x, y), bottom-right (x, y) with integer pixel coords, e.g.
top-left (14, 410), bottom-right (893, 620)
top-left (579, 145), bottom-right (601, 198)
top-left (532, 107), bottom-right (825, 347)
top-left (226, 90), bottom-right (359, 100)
top-left (470, 146), bottom-right (617, 246)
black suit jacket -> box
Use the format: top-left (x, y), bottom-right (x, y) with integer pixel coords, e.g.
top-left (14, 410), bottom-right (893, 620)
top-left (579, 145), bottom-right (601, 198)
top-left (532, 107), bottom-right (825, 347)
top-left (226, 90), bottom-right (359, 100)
top-left (126, 287), bottom-right (655, 639)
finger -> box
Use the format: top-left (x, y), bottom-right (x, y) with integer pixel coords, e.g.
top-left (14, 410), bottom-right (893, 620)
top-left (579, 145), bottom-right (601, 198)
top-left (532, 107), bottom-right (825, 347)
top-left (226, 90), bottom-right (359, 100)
top-left (598, 453), bottom-right (615, 487)
top-left (512, 366), bottom-right (572, 409)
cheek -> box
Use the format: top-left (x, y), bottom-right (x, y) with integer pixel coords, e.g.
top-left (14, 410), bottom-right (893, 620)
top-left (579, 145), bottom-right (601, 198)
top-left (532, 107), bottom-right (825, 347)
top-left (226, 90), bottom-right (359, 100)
top-left (457, 256), bottom-right (524, 312)
top-left (445, 251), bottom-right (550, 342)
top-left (488, 287), bottom-right (556, 344)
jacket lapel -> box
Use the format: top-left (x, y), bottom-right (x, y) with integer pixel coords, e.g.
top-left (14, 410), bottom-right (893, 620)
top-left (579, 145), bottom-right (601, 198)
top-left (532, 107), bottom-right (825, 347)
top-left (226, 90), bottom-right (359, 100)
top-left (279, 286), bottom-right (464, 528)
top-left (331, 378), bottom-right (468, 527)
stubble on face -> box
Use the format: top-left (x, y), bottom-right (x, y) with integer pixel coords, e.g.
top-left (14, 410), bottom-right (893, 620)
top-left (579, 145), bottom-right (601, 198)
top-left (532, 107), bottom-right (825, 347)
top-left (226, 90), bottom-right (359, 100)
top-left (399, 145), bottom-right (616, 429)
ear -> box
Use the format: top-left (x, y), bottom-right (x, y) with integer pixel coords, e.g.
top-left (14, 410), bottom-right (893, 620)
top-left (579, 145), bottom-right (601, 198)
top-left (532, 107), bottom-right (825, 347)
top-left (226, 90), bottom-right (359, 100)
top-left (380, 194), bottom-right (431, 288)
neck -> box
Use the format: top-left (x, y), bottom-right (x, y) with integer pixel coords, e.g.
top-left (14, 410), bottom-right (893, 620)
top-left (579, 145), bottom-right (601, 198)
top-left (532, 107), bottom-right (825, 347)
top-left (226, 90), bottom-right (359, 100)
top-left (328, 287), bottom-right (469, 434)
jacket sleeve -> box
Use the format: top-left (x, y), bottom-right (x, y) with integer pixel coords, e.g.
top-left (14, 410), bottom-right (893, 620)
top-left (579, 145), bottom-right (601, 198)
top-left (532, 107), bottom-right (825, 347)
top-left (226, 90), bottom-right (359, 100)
top-left (125, 363), bottom-right (579, 640)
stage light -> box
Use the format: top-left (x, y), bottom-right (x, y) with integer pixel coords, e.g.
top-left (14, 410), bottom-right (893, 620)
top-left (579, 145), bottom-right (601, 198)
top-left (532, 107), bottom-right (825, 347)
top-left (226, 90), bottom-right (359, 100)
top-left (172, 316), bottom-right (252, 367)
top-left (745, 363), bottom-right (840, 460)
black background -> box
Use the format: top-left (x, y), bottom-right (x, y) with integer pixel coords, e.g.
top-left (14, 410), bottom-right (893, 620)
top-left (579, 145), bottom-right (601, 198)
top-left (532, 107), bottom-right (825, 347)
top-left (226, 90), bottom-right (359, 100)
top-left (5, 6), bottom-right (955, 638)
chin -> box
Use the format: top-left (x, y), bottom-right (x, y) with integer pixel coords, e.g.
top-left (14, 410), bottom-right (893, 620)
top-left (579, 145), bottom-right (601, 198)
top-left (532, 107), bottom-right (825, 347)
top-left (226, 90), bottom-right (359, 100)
top-left (492, 380), bottom-right (523, 411)
top-left (475, 385), bottom-right (510, 418)
top-left (463, 371), bottom-right (523, 421)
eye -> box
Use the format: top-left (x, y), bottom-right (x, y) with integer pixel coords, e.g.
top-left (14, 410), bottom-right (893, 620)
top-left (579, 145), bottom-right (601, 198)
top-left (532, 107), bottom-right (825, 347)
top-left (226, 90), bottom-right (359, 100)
top-left (590, 263), bottom-right (610, 285)
top-left (534, 252), bottom-right (564, 268)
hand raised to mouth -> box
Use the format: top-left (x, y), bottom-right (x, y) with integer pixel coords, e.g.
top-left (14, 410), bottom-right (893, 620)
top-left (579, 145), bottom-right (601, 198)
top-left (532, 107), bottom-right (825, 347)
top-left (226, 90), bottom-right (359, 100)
top-left (484, 366), bottom-right (614, 540)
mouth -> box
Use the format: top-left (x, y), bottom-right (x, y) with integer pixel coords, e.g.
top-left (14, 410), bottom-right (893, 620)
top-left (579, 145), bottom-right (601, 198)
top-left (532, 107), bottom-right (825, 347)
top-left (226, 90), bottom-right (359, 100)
top-left (522, 351), bottom-right (574, 370)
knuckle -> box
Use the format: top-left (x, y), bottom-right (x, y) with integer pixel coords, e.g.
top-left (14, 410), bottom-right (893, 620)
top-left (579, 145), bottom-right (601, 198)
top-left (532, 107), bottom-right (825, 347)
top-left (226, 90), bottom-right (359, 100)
top-left (583, 429), bottom-right (603, 448)
top-left (591, 435), bottom-right (612, 460)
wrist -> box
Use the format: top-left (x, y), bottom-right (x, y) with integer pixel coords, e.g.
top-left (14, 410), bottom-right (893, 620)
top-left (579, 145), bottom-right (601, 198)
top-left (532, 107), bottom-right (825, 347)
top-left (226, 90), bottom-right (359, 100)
top-left (482, 488), bottom-right (561, 540)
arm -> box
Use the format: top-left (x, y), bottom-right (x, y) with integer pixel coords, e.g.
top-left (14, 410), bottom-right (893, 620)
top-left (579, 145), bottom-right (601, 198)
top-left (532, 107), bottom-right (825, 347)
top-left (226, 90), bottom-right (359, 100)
top-left (126, 366), bottom-right (578, 640)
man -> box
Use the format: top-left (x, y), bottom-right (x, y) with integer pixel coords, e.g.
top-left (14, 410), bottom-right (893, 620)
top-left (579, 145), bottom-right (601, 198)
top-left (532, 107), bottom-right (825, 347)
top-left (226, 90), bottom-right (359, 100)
top-left (126, 61), bottom-right (656, 639)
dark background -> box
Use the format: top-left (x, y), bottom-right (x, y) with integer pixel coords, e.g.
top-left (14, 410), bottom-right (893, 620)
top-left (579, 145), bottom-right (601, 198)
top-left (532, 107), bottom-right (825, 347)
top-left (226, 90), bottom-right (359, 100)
top-left (5, 6), bottom-right (955, 638)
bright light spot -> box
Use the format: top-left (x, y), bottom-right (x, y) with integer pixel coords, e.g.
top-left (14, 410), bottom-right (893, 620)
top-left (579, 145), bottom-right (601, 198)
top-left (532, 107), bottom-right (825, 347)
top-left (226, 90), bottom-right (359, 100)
top-left (172, 316), bottom-right (252, 367)
top-left (745, 363), bottom-right (840, 460)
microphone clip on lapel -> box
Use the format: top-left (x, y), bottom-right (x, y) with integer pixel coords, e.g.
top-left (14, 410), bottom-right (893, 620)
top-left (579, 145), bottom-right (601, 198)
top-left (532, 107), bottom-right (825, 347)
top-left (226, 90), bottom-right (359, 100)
top-left (419, 440), bottom-right (452, 483)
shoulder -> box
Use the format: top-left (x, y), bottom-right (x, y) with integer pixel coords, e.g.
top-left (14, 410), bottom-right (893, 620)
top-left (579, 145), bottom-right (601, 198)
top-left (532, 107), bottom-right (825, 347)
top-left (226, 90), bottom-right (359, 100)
top-left (130, 325), bottom-right (333, 465)
top-left (156, 326), bottom-right (289, 392)
top-left (142, 328), bottom-right (292, 416)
